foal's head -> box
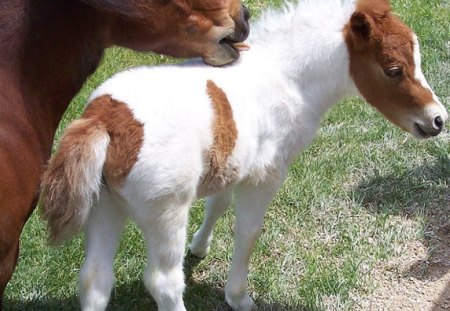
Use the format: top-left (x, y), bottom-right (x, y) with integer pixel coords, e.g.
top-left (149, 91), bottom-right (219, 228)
top-left (345, 0), bottom-right (447, 138)
top-left (86, 0), bottom-right (250, 66)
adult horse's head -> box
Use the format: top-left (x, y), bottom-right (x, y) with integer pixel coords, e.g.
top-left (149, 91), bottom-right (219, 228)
top-left (345, 0), bottom-right (448, 138)
top-left (83, 0), bottom-right (250, 66)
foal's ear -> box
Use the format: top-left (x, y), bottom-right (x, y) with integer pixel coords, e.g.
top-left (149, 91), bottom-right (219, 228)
top-left (349, 12), bottom-right (374, 41)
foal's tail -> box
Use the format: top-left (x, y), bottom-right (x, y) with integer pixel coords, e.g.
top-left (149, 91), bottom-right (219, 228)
top-left (40, 118), bottom-right (110, 245)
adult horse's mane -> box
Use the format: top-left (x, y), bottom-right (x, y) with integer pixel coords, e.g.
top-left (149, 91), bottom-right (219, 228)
top-left (78, 0), bottom-right (147, 17)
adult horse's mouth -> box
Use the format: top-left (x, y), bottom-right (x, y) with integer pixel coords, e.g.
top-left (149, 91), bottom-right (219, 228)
top-left (202, 34), bottom-right (250, 67)
top-left (219, 37), bottom-right (237, 50)
top-left (219, 37), bottom-right (250, 52)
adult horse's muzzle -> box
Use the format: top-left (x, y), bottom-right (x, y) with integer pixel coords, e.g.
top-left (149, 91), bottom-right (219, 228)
top-left (203, 4), bottom-right (250, 67)
top-left (233, 4), bottom-right (251, 42)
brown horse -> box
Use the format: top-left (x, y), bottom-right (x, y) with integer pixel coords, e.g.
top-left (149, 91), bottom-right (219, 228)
top-left (0, 0), bottom-right (249, 307)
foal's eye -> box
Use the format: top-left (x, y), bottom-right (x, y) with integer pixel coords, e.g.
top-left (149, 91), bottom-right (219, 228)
top-left (384, 66), bottom-right (403, 78)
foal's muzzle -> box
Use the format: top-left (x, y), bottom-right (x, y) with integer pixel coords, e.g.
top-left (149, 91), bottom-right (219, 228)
top-left (414, 115), bottom-right (445, 137)
top-left (412, 103), bottom-right (448, 138)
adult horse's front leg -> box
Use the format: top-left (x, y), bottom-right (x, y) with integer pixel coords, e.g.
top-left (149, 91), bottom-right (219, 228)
top-left (0, 197), bottom-right (37, 310)
top-left (225, 173), bottom-right (286, 311)
top-left (0, 216), bottom-right (21, 309)
top-left (0, 141), bottom-right (45, 310)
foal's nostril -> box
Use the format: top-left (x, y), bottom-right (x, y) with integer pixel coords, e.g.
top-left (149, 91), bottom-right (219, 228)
top-left (434, 116), bottom-right (444, 130)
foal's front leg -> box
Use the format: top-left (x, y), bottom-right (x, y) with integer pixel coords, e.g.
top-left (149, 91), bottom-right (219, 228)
top-left (226, 175), bottom-right (285, 311)
top-left (190, 189), bottom-right (233, 258)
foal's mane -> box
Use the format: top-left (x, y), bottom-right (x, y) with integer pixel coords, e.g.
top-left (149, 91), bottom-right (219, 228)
top-left (249, 0), bottom-right (356, 43)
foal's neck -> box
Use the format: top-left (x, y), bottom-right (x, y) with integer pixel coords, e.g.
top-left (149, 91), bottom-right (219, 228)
top-left (250, 4), bottom-right (357, 115)
top-left (288, 32), bottom-right (356, 113)
top-left (253, 31), bottom-right (355, 122)
top-left (243, 4), bottom-right (358, 165)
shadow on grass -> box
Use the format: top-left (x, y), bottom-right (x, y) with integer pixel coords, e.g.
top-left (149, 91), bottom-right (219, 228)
top-left (353, 155), bottom-right (449, 218)
top-left (3, 298), bottom-right (79, 311)
top-left (352, 156), bottom-right (450, 310)
top-left (4, 253), bottom-right (304, 311)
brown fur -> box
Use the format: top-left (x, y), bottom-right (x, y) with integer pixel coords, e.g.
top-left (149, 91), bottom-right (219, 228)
top-left (41, 95), bottom-right (143, 244)
top-left (344, 0), bottom-right (433, 130)
top-left (83, 95), bottom-right (144, 187)
top-left (0, 0), bottom-right (249, 302)
top-left (199, 80), bottom-right (239, 196)
top-left (41, 120), bottom-right (109, 244)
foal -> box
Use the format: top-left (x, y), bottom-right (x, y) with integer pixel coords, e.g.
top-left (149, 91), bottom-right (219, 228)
top-left (41, 0), bottom-right (448, 310)
top-left (0, 0), bottom-right (249, 305)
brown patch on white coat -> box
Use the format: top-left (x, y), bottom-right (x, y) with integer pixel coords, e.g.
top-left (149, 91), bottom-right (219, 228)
top-left (199, 80), bottom-right (239, 196)
top-left (344, 0), bottom-right (447, 138)
top-left (41, 95), bottom-right (143, 244)
top-left (82, 95), bottom-right (144, 187)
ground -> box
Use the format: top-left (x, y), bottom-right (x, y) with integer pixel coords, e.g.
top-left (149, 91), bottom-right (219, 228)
top-left (357, 203), bottom-right (450, 311)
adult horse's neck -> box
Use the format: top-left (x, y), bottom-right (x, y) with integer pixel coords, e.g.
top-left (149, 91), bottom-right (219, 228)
top-left (3, 0), bottom-right (110, 154)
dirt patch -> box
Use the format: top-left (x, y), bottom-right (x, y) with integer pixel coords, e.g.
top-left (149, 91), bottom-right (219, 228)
top-left (357, 213), bottom-right (450, 310)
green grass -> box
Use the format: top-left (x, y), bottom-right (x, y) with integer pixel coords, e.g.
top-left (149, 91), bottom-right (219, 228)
top-left (4, 0), bottom-right (450, 310)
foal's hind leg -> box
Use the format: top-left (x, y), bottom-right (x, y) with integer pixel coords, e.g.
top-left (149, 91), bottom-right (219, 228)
top-left (79, 189), bottom-right (126, 311)
top-left (135, 198), bottom-right (191, 311)
top-left (190, 189), bottom-right (233, 258)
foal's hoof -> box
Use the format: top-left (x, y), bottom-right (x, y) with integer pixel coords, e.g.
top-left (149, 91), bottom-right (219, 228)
top-left (189, 231), bottom-right (211, 258)
top-left (225, 293), bottom-right (255, 311)
top-left (189, 241), bottom-right (210, 258)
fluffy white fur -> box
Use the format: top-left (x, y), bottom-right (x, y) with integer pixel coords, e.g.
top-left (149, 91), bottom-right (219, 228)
top-left (51, 1), bottom-right (447, 311)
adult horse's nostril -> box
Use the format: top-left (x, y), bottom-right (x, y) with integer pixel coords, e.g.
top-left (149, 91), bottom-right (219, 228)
top-left (234, 5), bottom-right (250, 42)
top-left (434, 116), bottom-right (444, 130)
top-left (243, 5), bottom-right (251, 21)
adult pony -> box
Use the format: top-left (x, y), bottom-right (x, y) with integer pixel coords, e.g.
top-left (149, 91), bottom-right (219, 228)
top-left (41, 0), bottom-right (447, 310)
top-left (0, 0), bottom-right (249, 307)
